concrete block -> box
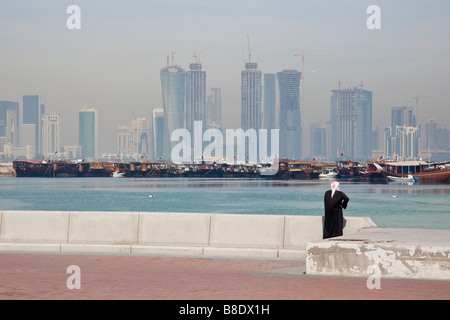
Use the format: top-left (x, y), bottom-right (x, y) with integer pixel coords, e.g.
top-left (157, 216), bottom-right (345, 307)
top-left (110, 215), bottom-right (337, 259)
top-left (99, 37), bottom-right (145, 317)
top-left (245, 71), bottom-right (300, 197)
top-left (343, 216), bottom-right (377, 234)
top-left (138, 212), bottom-right (210, 246)
top-left (284, 216), bottom-right (323, 249)
top-left (0, 211), bottom-right (69, 242)
top-left (68, 211), bottom-right (139, 244)
top-left (306, 228), bottom-right (450, 280)
top-left (209, 214), bottom-right (284, 248)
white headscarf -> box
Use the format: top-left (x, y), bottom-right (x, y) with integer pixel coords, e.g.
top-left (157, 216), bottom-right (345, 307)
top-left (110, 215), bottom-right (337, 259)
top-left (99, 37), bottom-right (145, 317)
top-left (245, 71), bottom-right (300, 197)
top-left (331, 181), bottom-right (340, 198)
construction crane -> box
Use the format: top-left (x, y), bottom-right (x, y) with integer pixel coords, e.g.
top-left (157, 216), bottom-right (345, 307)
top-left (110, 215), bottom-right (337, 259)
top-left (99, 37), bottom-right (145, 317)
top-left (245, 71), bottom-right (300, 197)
top-left (413, 95), bottom-right (429, 126)
top-left (193, 42), bottom-right (212, 65)
top-left (247, 35), bottom-right (252, 63)
top-left (294, 51), bottom-right (330, 125)
top-left (294, 51), bottom-right (330, 78)
top-left (242, 35), bottom-right (254, 64)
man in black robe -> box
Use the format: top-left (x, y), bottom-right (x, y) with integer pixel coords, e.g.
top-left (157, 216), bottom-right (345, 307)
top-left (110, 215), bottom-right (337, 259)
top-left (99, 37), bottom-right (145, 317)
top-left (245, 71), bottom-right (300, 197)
top-left (323, 181), bottom-right (349, 239)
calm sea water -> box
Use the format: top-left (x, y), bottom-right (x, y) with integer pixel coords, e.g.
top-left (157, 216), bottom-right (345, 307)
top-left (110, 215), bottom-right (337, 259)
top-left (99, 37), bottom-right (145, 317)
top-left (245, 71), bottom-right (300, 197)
top-left (0, 177), bottom-right (449, 230)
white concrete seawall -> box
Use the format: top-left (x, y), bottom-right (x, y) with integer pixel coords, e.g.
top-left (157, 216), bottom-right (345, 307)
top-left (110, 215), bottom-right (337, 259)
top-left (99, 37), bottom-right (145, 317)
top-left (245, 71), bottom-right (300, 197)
top-left (0, 210), bottom-right (376, 260)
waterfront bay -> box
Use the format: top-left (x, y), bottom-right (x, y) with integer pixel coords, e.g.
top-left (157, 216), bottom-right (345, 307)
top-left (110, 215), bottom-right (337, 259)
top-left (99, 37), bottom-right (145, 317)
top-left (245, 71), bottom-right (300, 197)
top-left (0, 177), bottom-right (449, 230)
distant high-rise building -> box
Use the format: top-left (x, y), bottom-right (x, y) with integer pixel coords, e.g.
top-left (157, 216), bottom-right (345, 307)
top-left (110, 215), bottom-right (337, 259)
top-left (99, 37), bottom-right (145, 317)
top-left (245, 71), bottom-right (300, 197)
top-left (206, 88), bottom-right (222, 131)
top-left (131, 117), bottom-right (151, 156)
top-left (310, 123), bottom-right (330, 160)
top-left (330, 86), bottom-right (372, 159)
top-left (160, 64), bottom-right (185, 160)
top-left (241, 62), bottom-right (262, 132)
top-left (391, 106), bottom-right (416, 128)
top-left (152, 108), bottom-right (165, 160)
top-left (117, 118), bottom-right (152, 158)
top-left (185, 63), bottom-right (206, 133)
top-left (277, 70), bottom-right (302, 160)
top-left (385, 125), bottom-right (420, 160)
top-left (79, 107), bottom-right (98, 160)
top-left (22, 95), bottom-right (45, 155)
top-left (41, 113), bottom-right (61, 157)
top-left (384, 106), bottom-right (420, 160)
top-left (425, 120), bottom-right (449, 151)
top-left (263, 73), bottom-right (277, 131)
top-left (21, 124), bottom-right (36, 158)
top-left (117, 124), bottom-right (131, 156)
top-left (0, 100), bottom-right (19, 146)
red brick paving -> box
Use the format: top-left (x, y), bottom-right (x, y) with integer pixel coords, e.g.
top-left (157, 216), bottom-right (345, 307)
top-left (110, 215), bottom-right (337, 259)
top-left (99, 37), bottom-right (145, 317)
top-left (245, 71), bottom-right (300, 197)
top-left (0, 253), bottom-right (449, 300)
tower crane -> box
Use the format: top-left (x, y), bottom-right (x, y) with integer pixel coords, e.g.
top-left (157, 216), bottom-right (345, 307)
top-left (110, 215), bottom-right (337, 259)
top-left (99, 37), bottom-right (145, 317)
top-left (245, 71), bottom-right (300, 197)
top-left (247, 35), bottom-right (252, 63)
top-left (294, 51), bottom-right (330, 125)
top-left (242, 35), bottom-right (254, 64)
top-left (413, 95), bottom-right (429, 126)
top-left (193, 42), bottom-right (212, 64)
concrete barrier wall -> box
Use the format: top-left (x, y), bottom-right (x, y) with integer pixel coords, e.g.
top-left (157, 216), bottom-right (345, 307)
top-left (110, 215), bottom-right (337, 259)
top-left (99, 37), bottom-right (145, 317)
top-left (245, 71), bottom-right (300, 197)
top-left (138, 212), bottom-right (210, 246)
top-left (68, 211), bottom-right (139, 244)
top-left (0, 210), bottom-right (377, 259)
top-left (209, 214), bottom-right (285, 248)
top-left (0, 211), bottom-right (70, 242)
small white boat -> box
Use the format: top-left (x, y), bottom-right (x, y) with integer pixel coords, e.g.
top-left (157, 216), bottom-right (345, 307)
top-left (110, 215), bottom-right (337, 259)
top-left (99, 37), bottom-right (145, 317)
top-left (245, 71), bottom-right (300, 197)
top-left (387, 174), bottom-right (417, 183)
top-left (112, 172), bottom-right (125, 178)
top-left (319, 168), bottom-right (338, 179)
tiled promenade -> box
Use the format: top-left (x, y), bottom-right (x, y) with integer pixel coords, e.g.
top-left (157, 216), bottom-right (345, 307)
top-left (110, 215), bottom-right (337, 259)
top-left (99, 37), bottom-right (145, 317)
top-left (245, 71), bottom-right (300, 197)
top-left (1, 253), bottom-right (449, 300)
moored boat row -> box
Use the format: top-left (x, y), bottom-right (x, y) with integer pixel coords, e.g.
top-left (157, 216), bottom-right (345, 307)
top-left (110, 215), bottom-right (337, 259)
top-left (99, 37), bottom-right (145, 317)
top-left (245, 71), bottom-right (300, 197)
top-left (11, 158), bottom-right (450, 182)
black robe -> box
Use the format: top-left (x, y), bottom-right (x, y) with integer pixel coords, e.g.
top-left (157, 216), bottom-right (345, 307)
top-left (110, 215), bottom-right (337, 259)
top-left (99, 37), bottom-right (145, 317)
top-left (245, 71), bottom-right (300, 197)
top-left (323, 190), bottom-right (349, 239)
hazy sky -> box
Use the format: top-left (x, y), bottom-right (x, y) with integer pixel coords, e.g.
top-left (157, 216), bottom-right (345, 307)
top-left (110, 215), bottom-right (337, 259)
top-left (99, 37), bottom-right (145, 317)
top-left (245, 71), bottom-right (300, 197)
top-left (1, 0), bottom-right (450, 154)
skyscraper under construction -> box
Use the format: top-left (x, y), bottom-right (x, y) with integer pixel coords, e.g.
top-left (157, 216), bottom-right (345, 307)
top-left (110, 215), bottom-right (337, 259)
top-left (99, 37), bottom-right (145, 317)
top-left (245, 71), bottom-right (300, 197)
top-left (160, 63), bottom-right (185, 160)
top-left (277, 69), bottom-right (302, 160)
top-left (185, 63), bottom-right (206, 133)
top-left (241, 62), bottom-right (262, 132)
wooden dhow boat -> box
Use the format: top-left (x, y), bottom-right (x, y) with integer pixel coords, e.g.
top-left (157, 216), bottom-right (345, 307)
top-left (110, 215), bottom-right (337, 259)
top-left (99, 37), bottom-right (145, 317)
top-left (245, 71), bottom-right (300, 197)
top-left (375, 161), bottom-right (450, 182)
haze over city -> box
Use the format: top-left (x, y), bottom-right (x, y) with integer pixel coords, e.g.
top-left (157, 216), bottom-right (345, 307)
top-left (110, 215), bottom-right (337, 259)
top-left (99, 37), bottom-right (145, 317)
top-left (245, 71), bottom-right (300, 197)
top-left (1, 0), bottom-right (449, 155)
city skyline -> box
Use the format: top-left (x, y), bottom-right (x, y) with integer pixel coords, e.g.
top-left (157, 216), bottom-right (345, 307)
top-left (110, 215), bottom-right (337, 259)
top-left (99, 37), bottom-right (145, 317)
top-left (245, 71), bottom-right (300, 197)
top-left (1, 1), bottom-right (450, 155)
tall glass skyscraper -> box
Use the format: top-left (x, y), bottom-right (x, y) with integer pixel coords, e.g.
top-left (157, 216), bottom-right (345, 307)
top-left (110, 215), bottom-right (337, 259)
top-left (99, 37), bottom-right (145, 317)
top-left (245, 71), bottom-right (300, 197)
top-left (79, 107), bottom-right (98, 160)
top-left (330, 86), bottom-right (372, 159)
top-left (241, 62), bottom-right (262, 132)
top-left (185, 63), bottom-right (206, 133)
top-left (160, 65), bottom-right (185, 159)
top-left (22, 95), bottom-right (45, 155)
top-left (263, 74), bottom-right (277, 131)
top-left (277, 70), bottom-right (302, 160)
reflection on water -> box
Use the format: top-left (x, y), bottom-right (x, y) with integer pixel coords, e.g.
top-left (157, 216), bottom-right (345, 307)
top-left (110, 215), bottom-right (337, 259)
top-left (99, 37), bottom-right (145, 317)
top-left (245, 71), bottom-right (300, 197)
top-left (0, 177), bottom-right (449, 230)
